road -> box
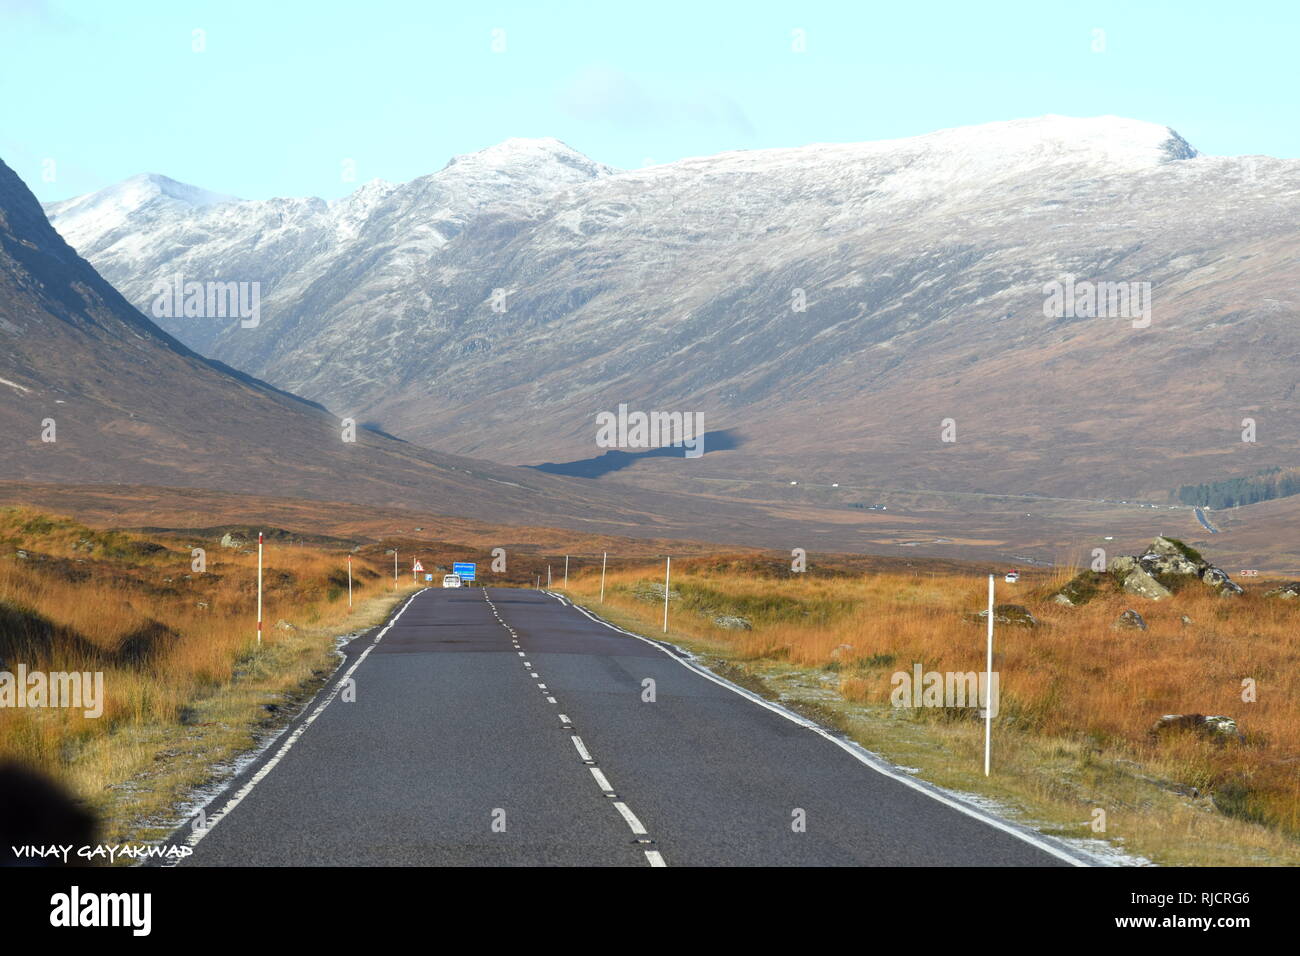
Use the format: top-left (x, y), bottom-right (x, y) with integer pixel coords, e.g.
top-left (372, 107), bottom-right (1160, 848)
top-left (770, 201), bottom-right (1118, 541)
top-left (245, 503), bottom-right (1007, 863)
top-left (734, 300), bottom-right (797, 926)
top-left (170, 587), bottom-right (1085, 867)
top-left (1195, 507), bottom-right (1220, 533)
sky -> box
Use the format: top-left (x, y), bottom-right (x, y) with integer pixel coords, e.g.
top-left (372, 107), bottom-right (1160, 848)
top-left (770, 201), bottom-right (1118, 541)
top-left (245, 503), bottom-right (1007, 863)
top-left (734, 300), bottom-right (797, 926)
top-left (3, 0), bottom-right (1297, 203)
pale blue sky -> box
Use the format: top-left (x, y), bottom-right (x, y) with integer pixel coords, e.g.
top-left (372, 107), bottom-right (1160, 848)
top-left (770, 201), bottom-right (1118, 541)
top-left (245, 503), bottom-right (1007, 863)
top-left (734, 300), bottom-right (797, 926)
top-left (3, 0), bottom-right (1296, 202)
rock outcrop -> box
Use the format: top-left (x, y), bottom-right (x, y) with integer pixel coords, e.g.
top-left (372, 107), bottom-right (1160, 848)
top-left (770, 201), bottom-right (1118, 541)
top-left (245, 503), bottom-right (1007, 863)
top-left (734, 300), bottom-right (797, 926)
top-left (1106, 536), bottom-right (1241, 601)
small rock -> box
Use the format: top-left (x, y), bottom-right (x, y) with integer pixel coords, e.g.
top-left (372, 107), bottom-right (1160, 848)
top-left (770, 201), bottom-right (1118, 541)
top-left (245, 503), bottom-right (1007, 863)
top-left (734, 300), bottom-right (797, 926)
top-left (220, 532), bottom-right (250, 549)
top-left (275, 619), bottom-right (295, 631)
top-left (195, 601), bottom-right (209, 610)
top-left (15, 549), bottom-right (28, 560)
top-left (1264, 582), bottom-right (1300, 600)
top-left (714, 615), bottom-right (752, 630)
top-left (1113, 609), bottom-right (1147, 630)
top-left (1180, 615), bottom-right (1194, 627)
top-left (1149, 713), bottom-right (1242, 743)
top-left (974, 604), bottom-right (1040, 628)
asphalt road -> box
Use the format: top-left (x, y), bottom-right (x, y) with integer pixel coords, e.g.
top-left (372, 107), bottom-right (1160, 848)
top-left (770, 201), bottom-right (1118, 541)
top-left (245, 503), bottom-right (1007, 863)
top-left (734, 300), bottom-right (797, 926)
top-left (1195, 507), bottom-right (1221, 533)
top-left (172, 587), bottom-right (1085, 867)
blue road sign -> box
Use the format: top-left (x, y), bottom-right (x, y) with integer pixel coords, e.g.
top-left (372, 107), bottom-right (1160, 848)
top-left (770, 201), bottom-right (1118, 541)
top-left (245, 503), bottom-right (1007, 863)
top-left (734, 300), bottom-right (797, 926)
top-left (453, 562), bottom-right (477, 581)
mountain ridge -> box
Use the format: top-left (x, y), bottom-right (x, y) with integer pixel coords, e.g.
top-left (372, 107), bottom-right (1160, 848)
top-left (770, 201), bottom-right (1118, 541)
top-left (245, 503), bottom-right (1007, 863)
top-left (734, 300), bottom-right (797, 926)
top-left (41, 115), bottom-right (1300, 503)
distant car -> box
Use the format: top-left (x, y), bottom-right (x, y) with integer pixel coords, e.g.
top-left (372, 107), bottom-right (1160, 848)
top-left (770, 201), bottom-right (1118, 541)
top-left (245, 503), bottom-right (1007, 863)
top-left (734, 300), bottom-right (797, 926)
top-left (1004, 570), bottom-right (1021, 583)
top-left (441, 573), bottom-right (462, 588)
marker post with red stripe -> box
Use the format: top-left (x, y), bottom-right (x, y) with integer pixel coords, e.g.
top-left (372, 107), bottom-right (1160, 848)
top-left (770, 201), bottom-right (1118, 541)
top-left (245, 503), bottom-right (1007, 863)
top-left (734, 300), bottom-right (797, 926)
top-left (347, 553), bottom-right (353, 609)
top-left (257, 532), bottom-right (264, 644)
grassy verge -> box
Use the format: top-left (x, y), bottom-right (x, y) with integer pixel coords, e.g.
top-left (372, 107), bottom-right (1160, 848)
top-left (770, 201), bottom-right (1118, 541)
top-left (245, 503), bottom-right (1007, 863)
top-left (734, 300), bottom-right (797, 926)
top-left (557, 555), bottom-right (1300, 866)
top-left (0, 507), bottom-right (420, 850)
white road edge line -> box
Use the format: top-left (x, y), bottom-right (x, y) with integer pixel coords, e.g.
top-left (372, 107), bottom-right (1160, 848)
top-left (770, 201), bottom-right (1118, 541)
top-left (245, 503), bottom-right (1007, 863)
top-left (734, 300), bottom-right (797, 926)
top-left (550, 592), bottom-right (1091, 868)
top-left (589, 767), bottom-right (614, 792)
top-left (169, 588), bottom-right (429, 859)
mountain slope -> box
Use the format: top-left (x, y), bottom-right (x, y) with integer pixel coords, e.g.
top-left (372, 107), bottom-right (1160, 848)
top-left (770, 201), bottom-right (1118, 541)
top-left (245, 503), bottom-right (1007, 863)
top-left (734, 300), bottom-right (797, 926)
top-left (45, 117), bottom-right (1300, 500)
top-left (0, 155), bottom-right (707, 534)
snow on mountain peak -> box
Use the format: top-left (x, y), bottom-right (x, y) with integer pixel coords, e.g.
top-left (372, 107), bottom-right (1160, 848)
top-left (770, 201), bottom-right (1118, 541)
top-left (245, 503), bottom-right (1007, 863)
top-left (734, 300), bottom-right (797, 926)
top-left (46, 172), bottom-right (237, 219)
top-left (124, 172), bottom-right (241, 208)
top-left (441, 137), bottom-right (616, 181)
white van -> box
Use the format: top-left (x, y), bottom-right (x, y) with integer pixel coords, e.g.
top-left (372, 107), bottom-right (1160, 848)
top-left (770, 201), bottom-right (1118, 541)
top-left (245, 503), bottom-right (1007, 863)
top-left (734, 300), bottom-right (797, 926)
top-left (441, 573), bottom-right (462, 588)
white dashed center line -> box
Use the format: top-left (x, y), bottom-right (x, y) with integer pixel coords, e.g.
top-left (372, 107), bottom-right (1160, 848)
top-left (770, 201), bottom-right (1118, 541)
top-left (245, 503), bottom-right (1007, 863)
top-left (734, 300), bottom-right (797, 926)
top-left (481, 586), bottom-right (666, 867)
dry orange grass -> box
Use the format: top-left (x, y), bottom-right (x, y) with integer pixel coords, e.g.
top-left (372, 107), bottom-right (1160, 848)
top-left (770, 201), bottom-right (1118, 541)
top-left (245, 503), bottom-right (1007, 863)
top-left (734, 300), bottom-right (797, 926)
top-left (0, 507), bottom-right (417, 838)
top-left (564, 555), bottom-right (1300, 842)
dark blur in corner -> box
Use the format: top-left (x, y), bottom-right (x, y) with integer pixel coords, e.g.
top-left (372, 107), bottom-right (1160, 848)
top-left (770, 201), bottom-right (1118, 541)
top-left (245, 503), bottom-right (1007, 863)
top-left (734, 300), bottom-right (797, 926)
top-left (0, 762), bottom-right (98, 865)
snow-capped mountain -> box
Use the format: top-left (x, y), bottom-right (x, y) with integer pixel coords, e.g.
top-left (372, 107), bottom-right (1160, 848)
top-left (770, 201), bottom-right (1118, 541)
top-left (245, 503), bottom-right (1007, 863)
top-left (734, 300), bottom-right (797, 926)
top-left (44, 117), bottom-right (1300, 499)
top-left (0, 153), bottom-right (712, 534)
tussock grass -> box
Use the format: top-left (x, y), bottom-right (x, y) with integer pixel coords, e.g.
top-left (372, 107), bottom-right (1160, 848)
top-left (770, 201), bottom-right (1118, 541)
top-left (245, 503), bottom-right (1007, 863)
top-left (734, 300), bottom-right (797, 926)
top-left (0, 507), bottom-right (418, 846)
top-left (561, 554), bottom-right (1300, 865)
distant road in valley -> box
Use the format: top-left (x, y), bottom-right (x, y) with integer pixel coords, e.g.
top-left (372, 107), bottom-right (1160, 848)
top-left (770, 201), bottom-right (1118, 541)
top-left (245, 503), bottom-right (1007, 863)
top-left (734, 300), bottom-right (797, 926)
top-left (1195, 507), bottom-right (1221, 533)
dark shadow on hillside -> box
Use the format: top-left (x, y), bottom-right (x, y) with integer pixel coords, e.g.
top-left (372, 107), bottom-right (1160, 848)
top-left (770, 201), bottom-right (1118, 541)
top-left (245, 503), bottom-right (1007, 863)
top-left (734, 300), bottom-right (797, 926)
top-left (528, 429), bottom-right (743, 478)
top-left (0, 602), bottom-right (179, 669)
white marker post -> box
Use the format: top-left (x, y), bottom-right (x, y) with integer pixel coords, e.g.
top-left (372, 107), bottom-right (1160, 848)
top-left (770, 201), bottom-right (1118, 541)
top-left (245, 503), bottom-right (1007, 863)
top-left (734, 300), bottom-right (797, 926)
top-left (564, 555), bottom-right (569, 589)
top-left (984, 573), bottom-right (994, 776)
top-left (347, 554), bottom-right (353, 610)
top-left (600, 551), bottom-right (607, 604)
top-left (394, 549), bottom-right (398, 589)
top-left (547, 565), bottom-right (552, 588)
top-left (662, 556), bottom-right (671, 633)
top-left (256, 532), bottom-right (263, 645)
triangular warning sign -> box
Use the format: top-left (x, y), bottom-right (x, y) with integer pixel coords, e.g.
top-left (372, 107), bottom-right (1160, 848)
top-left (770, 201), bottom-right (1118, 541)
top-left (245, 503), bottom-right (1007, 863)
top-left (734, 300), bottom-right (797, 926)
top-left (413, 560), bottom-right (424, 572)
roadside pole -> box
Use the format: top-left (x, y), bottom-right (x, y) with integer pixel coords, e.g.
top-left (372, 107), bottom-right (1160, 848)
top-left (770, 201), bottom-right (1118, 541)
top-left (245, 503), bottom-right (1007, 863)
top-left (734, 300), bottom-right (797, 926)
top-left (256, 532), bottom-right (263, 645)
top-left (600, 551), bottom-right (607, 604)
top-left (985, 573), bottom-right (994, 776)
top-left (662, 556), bottom-right (671, 633)
top-left (394, 550), bottom-right (398, 589)
top-left (547, 565), bottom-right (552, 588)
top-left (564, 554), bottom-right (569, 588)
top-left (347, 554), bottom-right (353, 610)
